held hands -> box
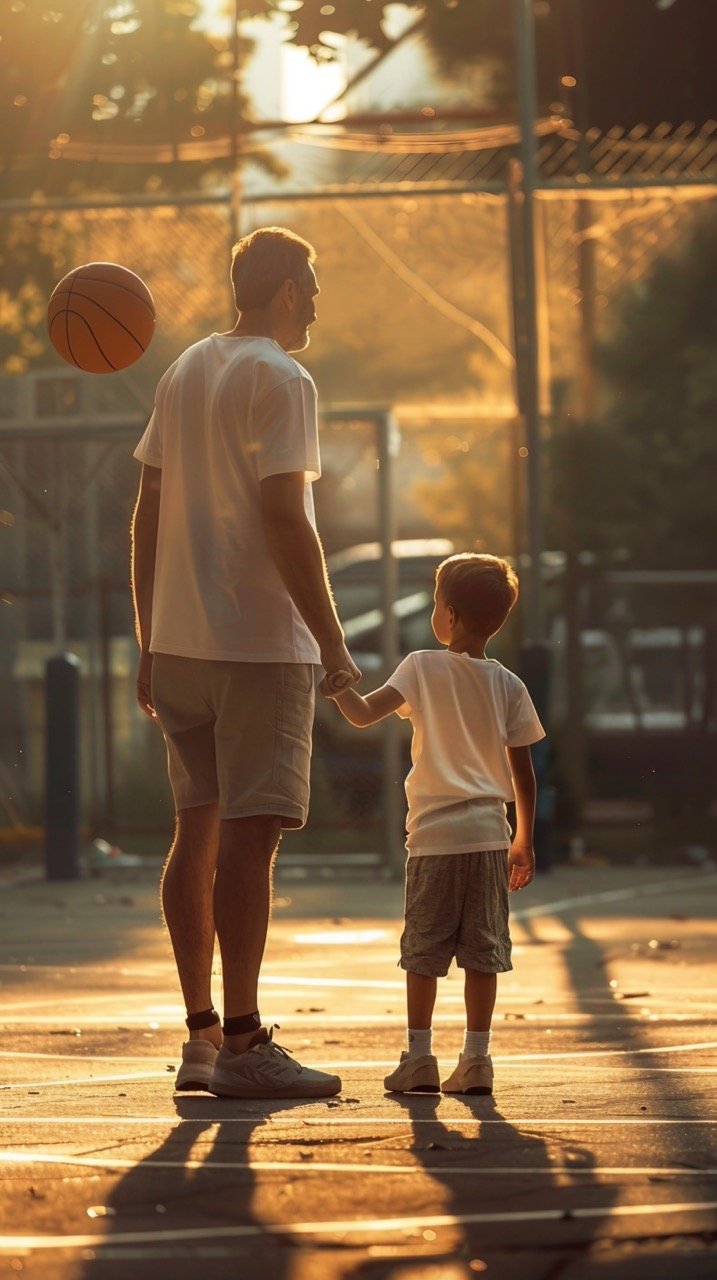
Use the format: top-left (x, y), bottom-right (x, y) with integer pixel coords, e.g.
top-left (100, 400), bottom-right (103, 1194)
top-left (508, 841), bottom-right (535, 892)
top-left (321, 670), bottom-right (355, 697)
top-left (319, 642), bottom-right (361, 699)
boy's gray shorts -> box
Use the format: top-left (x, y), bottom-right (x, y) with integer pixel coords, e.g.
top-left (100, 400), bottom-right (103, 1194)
top-left (400, 849), bottom-right (512, 977)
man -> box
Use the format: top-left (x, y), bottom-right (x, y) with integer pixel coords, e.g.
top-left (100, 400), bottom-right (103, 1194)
top-left (131, 226), bottom-right (360, 1098)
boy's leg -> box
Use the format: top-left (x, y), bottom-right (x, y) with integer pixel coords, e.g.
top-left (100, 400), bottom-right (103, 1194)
top-left (384, 967), bottom-right (440, 1093)
top-left (465, 968), bottom-right (497, 1032)
top-left (406, 971), bottom-right (438, 1030)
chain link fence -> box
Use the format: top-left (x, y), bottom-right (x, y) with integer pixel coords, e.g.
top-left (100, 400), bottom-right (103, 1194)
top-left (1, 179), bottom-right (716, 861)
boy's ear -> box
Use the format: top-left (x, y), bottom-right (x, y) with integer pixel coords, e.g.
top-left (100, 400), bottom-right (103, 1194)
top-left (447, 604), bottom-right (457, 629)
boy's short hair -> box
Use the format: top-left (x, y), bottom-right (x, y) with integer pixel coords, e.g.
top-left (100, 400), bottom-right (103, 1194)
top-left (436, 553), bottom-right (519, 636)
top-left (231, 226), bottom-right (316, 311)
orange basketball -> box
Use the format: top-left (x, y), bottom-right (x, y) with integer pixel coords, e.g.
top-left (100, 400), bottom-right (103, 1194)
top-left (47, 262), bottom-right (155, 374)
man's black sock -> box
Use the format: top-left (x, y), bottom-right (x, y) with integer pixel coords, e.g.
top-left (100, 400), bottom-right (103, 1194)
top-left (223, 1011), bottom-right (261, 1037)
top-left (185, 1008), bottom-right (220, 1031)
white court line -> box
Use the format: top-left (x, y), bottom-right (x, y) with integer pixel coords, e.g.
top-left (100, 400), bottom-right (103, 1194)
top-left (510, 871), bottom-right (717, 921)
top-left (3, 1065), bottom-right (717, 1092)
top-left (1, 1012), bottom-right (712, 1027)
top-left (2, 1152), bottom-right (717, 1177)
top-left (2, 1116), bottom-right (716, 1128)
top-left (0, 1072), bottom-right (172, 1090)
top-left (1, 1038), bottom-right (715, 1066)
top-left (1, 1200), bottom-right (717, 1251)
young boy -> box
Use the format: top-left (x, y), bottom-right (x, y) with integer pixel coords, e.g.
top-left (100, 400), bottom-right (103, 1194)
top-left (323, 553), bottom-right (545, 1095)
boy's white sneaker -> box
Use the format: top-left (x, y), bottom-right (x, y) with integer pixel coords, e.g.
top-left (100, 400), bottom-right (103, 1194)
top-left (384, 1051), bottom-right (440, 1094)
top-left (441, 1053), bottom-right (493, 1095)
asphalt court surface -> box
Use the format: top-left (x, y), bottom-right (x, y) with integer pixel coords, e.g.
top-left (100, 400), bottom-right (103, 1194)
top-left (0, 862), bottom-right (716, 1279)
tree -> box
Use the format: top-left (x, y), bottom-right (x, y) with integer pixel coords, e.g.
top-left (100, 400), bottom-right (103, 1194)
top-left (0, 0), bottom-right (273, 197)
top-left (0, 1), bottom-right (276, 371)
top-left (547, 212), bottom-right (717, 568)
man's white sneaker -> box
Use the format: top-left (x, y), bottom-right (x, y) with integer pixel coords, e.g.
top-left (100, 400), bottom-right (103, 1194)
top-left (441, 1054), bottom-right (493, 1095)
top-left (384, 1051), bottom-right (440, 1094)
top-left (175, 1039), bottom-right (219, 1091)
top-left (208, 1027), bottom-right (341, 1099)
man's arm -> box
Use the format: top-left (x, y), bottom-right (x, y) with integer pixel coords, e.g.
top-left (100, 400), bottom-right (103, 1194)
top-left (260, 471), bottom-right (360, 684)
top-left (130, 463), bottom-right (161, 718)
top-left (506, 743), bottom-right (537, 890)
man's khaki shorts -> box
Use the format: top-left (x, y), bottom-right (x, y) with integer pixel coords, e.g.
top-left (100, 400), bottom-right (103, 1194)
top-left (151, 654), bottom-right (314, 828)
top-left (400, 849), bottom-right (512, 976)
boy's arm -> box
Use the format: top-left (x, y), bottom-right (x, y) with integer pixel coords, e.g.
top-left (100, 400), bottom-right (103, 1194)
top-left (330, 683), bottom-right (405, 728)
top-left (506, 744), bottom-right (537, 891)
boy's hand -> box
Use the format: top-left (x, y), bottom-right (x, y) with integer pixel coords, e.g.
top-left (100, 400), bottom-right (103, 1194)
top-left (508, 842), bottom-right (535, 891)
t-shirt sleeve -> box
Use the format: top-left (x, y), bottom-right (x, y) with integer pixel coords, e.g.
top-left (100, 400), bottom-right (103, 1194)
top-left (133, 370), bottom-right (169, 468)
top-left (254, 374), bottom-right (321, 482)
top-left (388, 653), bottom-right (420, 719)
top-left (506, 679), bottom-right (546, 747)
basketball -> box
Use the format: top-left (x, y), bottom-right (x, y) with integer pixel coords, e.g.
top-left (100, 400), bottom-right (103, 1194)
top-left (47, 262), bottom-right (155, 374)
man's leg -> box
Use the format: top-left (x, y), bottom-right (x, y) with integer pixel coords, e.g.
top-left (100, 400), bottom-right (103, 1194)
top-left (160, 802), bottom-right (221, 1047)
top-left (213, 814), bottom-right (282, 1054)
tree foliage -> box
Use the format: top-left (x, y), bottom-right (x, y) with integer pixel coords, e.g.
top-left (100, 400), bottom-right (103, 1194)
top-left (548, 213), bottom-right (717, 568)
top-left (0, 0), bottom-right (265, 196)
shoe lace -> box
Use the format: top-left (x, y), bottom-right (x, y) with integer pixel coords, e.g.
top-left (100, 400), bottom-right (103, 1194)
top-left (265, 1024), bottom-right (295, 1063)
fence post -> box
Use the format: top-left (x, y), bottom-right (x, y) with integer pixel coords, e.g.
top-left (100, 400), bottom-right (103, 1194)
top-left (518, 640), bottom-right (555, 873)
top-left (377, 410), bottom-right (405, 877)
top-left (45, 653), bottom-right (80, 880)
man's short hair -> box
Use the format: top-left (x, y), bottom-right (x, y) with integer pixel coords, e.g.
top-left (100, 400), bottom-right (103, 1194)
top-left (436, 553), bottom-right (519, 636)
top-left (231, 226), bottom-right (316, 311)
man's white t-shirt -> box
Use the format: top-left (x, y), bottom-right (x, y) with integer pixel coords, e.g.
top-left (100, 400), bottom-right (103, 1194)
top-left (133, 334), bottom-right (321, 663)
top-left (389, 649), bottom-right (546, 856)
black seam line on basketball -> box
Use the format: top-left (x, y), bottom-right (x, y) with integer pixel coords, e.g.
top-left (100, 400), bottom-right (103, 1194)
top-left (63, 311), bottom-right (117, 372)
top-left (64, 273), bottom-right (77, 365)
top-left (52, 280), bottom-right (154, 317)
top-left (58, 291), bottom-right (151, 344)
top-left (59, 302), bottom-right (147, 356)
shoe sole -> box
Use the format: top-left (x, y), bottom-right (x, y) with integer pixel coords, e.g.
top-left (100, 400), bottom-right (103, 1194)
top-left (385, 1083), bottom-right (440, 1094)
top-left (442, 1086), bottom-right (493, 1095)
top-left (175, 1075), bottom-right (213, 1092)
top-left (208, 1072), bottom-right (341, 1099)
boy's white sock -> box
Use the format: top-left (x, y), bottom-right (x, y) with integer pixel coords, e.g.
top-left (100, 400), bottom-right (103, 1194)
top-left (462, 1030), bottom-right (491, 1059)
top-left (407, 1028), bottom-right (432, 1058)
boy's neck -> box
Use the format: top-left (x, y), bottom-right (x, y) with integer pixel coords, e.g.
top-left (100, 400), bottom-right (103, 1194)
top-left (447, 633), bottom-right (489, 660)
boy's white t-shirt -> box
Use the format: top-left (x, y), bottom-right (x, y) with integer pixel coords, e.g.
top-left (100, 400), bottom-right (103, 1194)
top-left (389, 649), bottom-right (545, 856)
top-left (133, 334), bottom-right (321, 663)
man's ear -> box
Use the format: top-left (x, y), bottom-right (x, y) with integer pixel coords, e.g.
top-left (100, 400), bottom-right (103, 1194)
top-left (283, 277), bottom-right (299, 309)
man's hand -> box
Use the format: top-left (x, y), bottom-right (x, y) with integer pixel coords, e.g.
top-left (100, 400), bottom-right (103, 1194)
top-left (320, 640), bottom-right (361, 697)
top-left (319, 670), bottom-right (355, 698)
top-left (136, 651), bottom-right (156, 719)
top-left (508, 841), bottom-right (535, 892)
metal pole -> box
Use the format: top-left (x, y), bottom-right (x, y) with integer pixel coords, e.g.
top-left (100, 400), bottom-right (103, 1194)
top-left (84, 442), bottom-right (104, 832)
top-left (45, 653), bottom-right (80, 880)
top-left (513, 0), bottom-right (545, 641)
top-left (377, 411), bottom-right (404, 877)
top-left (50, 441), bottom-right (68, 654)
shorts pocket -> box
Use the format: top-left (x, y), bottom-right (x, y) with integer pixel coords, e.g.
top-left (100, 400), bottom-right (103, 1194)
top-left (273, 666), bottom-right (314, 805)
